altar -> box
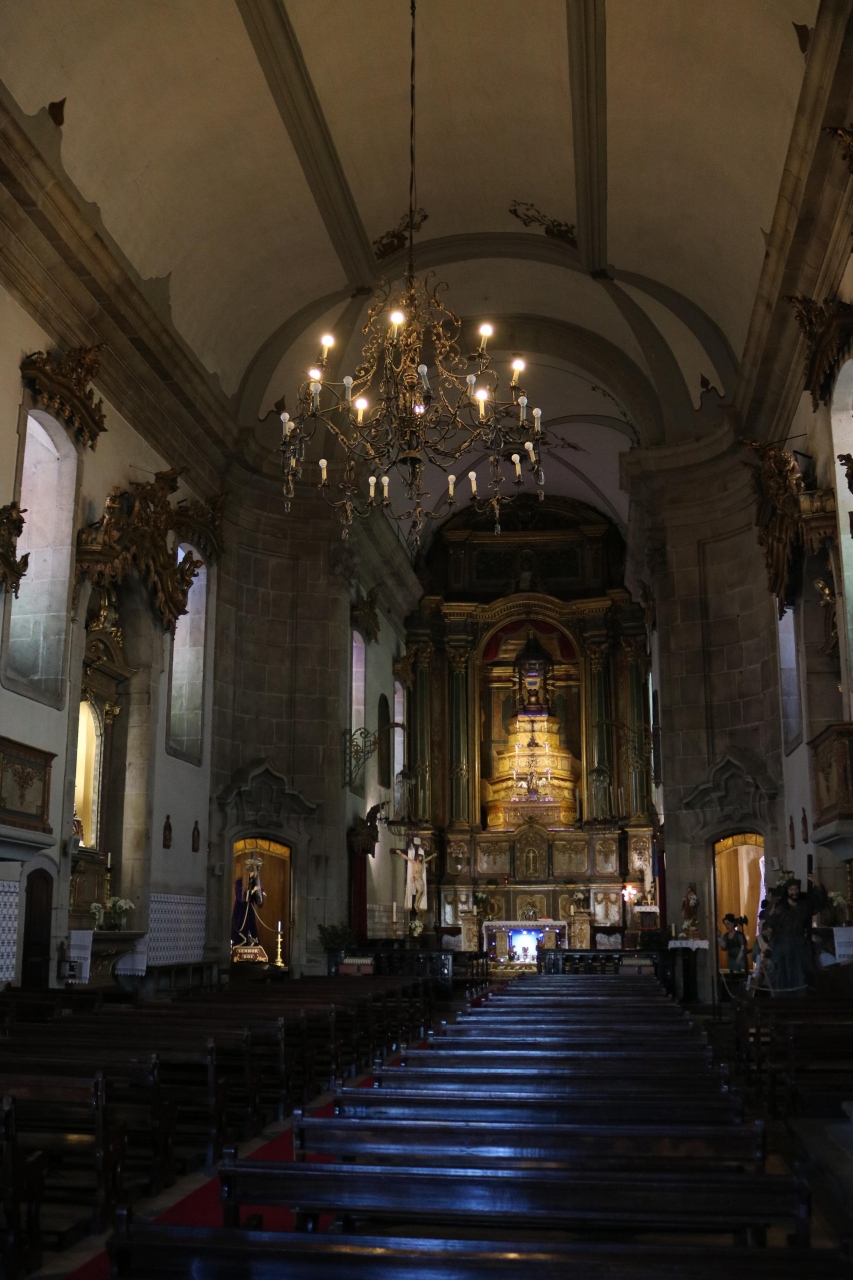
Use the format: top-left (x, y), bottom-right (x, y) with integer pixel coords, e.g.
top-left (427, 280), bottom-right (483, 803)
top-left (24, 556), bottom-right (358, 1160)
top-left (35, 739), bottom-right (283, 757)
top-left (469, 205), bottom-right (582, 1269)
top-left (483, 919), bottom-right (569, 969)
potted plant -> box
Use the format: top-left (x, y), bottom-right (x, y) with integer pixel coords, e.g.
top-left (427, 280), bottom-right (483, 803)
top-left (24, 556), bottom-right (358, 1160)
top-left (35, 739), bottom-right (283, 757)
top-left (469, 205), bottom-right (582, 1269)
top-left (317, 923), bottom-right (358, 975)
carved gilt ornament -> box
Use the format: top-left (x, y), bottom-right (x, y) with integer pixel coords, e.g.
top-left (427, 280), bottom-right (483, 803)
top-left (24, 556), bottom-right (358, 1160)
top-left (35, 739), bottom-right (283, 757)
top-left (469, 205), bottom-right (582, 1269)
top-left (0, 502), bottom-right (29, 597)
top-left (76, 469), bottom-right (222, 632)
top-left (785, 294), bottom-right (853, 409)
top-left (21, 345), bottom-right (107, 450)
top-left (351, 586), bottom-right (381, 644)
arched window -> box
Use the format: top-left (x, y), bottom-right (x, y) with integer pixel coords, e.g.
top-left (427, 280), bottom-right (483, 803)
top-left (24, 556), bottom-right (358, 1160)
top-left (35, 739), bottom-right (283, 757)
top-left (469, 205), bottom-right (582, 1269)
top-left (74, 701), bottom-right (101, 848)
top-left (351, 631), bottom-right (366, 733)
top-left (167, 545), bottom-right (207, 763)
top-left (777, 608), bottom-right (802, 753)
top-left (3, 413), bottom-right (76, 703)
top-left (377, 693), bottom-right (391, 788)
top-left (393, 680), bottom-right (405, 779)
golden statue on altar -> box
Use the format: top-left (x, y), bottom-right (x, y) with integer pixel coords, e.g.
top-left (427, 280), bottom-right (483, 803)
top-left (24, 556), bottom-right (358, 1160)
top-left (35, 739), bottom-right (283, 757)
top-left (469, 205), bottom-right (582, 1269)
top-left (481, 630), bottom-right (581, 830)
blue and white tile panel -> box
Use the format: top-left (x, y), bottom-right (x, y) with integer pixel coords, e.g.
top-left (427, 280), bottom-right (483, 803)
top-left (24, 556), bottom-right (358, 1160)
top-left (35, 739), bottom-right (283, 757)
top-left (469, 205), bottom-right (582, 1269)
top-left (0, 882), bottom-right (18, 982)
top-left (147, 893), bottom-right (206, 967)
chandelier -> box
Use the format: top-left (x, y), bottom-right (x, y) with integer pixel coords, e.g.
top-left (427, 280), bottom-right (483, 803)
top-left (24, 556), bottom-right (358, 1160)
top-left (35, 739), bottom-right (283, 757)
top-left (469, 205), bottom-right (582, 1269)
top-left (278, 1), bottom-right (552, 548)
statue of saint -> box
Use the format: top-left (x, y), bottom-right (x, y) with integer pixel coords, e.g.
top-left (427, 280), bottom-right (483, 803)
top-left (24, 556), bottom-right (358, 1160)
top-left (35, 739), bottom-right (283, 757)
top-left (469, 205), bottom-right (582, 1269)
top-left (231, 856), bottom-right (264, 946)
top-left (394, 838), bottom-right (437, 912)
top-left (680, 883), bottom-right (700, 937)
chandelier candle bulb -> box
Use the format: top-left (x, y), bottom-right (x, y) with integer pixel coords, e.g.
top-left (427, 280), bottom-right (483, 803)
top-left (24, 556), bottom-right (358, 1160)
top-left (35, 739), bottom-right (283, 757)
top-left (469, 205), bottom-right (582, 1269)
top-left (475, 387), bottom-right (488, 420)
top-left (310, 381), bottom-right (320, 411)
top-left (355, 396), bottom-right (368, 424)
top-left (343, 376), bottom-right (353, 402)
top-left (389, 310), bottom-right (405, 339)
top-left (519, 395), bottom-right (528, 422)
top-left (512, 452), bottom-right (521, 479)
top-left (280, 412), bottom-right (291, 437)
top-left (533, 408), bottom-right (542, 434)
top-left (525, 440), bottom-right (536, 462)
top-left (478, 322), bottom-right (493, 352)
top-left (319, 458), bottom-right (328, 484)
top-left (417, 363), bottom-right (430, 392)
top-left (320, 334), bottom-right (335, 357)
top-left (308, 367), bottom-right (322, 381)
top-left (466, 374), bottom-right (477, 401)
top-left (511, 358), bottom-right (525, 387)
top-left (381, 476), bottom-right (389, 502)
top-left (368, 476), bottom-right (376, 502)
top-left (469, 470), bottom-right (477, 495)
top-left (447, 474), bottom-right (456, 500)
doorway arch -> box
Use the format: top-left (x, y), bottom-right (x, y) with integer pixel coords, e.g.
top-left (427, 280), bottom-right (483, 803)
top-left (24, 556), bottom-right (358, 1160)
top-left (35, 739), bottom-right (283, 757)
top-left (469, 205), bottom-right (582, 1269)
top-left (21, 868), bottom-right (53, 989)
top-left (232, 837), bottom-right (291, 965)
top-left (713, 832), bottom-right (764, 976)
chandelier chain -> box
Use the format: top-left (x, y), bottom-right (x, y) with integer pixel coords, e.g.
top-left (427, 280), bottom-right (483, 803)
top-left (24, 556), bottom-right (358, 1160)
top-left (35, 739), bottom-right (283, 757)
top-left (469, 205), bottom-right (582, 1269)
top-left (409, 0), bottom-right (417, 277)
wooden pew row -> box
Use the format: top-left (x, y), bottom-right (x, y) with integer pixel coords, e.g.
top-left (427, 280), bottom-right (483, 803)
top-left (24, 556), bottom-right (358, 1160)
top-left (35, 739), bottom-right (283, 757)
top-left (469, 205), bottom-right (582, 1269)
top-left (0, 1073), bottom-right (123, 1250)
top-left (371, 1063), bottom-right (732, 1094)
top-left (291, 1111), bottom-right (767, 1172)
top-left (399, 1045), bottom-right (714, 1068)
top-left (217, 1152), bottom-right (812, 1246)
top-left (0, 1096), bottom-right (46, 1279)
top-left (107, 1220), bottom-right (852, 1280)
top-left (766, 1022), bottom-right (853, 1116)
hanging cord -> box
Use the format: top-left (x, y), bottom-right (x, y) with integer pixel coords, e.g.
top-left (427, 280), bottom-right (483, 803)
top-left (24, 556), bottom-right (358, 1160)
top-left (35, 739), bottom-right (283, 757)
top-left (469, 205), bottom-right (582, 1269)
top-left (407, 0), bottom-right (417, 278)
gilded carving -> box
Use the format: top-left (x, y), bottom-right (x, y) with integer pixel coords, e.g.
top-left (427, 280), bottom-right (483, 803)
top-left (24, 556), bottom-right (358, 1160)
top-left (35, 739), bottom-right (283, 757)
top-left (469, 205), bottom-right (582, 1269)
top-left (585, 640), bottom-right (609, 674)
top-left (553, 838), bottom-right (588, 876)
top-left (515, 893), bottom-right (547, 921)
top-left (393, 648), bottom-right (416, 689)
top-left (76, 470), bottom-right (221, 632)
top-left (0, 502), bottom-right (29, 597)
top-left (476, 841), bottom-right (511, 875)
top-left (351, 586), bottom-right (381, 644)
top-left (594, 837), bottom-right (618, 874)
top-left (446, 841), bottom-right (469, 874)
top-left (516, 826), bottom-right (548, 880)
top-left (785, 294), bottom-right (853, 408)
top-left (21, 345), bottom-right (107, 450)
top-left (447, 646), bottom-right (471, 674)
top-left (743, 440), bottom-right (804, 616)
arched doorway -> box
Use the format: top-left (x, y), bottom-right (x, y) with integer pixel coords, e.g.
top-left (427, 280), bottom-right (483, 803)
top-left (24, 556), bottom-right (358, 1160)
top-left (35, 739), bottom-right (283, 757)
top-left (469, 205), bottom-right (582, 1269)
top-left (21, 868), bottom-right (53, 989)
top-left (232, 838), bottom-right (291, 965)
top-left (713, 833), bottom-right (764, 974)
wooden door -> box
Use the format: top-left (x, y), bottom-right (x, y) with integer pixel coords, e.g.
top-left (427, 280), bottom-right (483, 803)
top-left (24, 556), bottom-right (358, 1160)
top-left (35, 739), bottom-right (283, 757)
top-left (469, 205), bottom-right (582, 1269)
top-left (21, 868), bottom-right (53, 989)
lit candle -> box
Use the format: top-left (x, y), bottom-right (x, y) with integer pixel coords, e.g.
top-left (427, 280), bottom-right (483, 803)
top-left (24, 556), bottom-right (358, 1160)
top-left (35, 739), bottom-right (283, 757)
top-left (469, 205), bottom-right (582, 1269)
top-left (512, 452), bottom-right (521, 479)
top-left (310, 381), bottom-right (320, 411)
top-left (418, 364), bottom-right (431, 392)
top-left (355, 396), bottom-right (368, 425)
top-left (478, 322), bottom-right (493, 353)
top-left (519, 395), bottom-right (527, 423)
top-left (368, 476), bottom-right (376, 503)
top-left (447, 474), bottom-right (456, 501)
top-left (468, 470), bottom-right (477, 495)
top-left (319, 458), bottom-right (328, 483)
top-left (308, 367), bottom-right (322, 381)
top-left (320, 333), bottom-right (335, 358)
top-left (511, 358), bottom-right (525, 387)
top-left (390, 309), bottom-right (405, 339)
top-left (475, 387), bottom-right (488, 420)
top-left (277, 919), bottom-right (282, 932)
top-left (343, 375), bottom-right (353, 403)
top-left (381, 476), bottom-right (389, 502)
top-left (533, 407), bottom-right (542, 435)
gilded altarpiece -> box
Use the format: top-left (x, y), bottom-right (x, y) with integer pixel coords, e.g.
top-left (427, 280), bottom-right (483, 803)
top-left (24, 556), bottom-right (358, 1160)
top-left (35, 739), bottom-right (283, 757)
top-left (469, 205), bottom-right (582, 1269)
top-left (402, 498), bottom-right (656, 955)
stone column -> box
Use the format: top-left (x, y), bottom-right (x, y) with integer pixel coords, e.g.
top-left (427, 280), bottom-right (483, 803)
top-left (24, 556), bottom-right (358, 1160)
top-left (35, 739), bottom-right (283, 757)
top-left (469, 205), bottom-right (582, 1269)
top-left (586, 639), bottom-right (614, 821)
top-left (412, 642), bottom-right (433, 822)
top-left (622, 634), bottom-right (653, 822)
top-left (447, 646), bottom-right (471, 826)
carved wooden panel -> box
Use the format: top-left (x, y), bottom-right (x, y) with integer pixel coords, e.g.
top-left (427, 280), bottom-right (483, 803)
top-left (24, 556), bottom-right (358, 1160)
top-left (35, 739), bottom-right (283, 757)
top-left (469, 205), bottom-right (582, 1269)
top-left (571, 915), bottom-right (591, 948)
top-left (594, 837), bottom-right (618, 875)
top-left (628, 834), bottom-right (652, 875)
top-left (515, 892), bottom-right (547, 920)
top-left (0, 737), bottom-right (55, 833)
top-left (476, 841), bottom-right (511, 876)
top-left (446, 841), bottom-right (470, 875)
top-left (553, 838), bottom-right (588, 876)
top-left (484, 891), bottom-right (506, 921)
top-left (592, 888), bottom-right (622, 926)
top-left (516, 826), bottom-right (549, 880)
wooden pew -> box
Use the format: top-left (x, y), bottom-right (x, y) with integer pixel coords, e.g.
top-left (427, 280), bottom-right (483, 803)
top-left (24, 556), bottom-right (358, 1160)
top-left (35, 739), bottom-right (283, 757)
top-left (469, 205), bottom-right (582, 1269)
top-left (0, 1073), bottom-right (123, 1248)
top-left (0, 1096), bottom-right (46, 1278)
top-left (292, 1111), bottom-right (766, 1172)
top-left (108, 1219), bottom-right (851, 1280)
top-left (217, 1151), bottom-right (811, 1246)
top-left (371, 1062), bottom-right (731, 1094)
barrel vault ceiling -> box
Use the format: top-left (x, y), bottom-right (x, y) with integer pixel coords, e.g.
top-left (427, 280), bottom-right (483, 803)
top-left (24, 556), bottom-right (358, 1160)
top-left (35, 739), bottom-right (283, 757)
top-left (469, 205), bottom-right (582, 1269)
top-left (0, 0), bottom-right (820, 529)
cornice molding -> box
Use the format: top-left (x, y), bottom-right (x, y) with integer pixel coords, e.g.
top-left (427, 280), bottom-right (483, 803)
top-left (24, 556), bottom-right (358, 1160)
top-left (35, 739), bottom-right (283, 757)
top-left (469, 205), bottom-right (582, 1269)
top-left (0, 91), bottom-right (238, 494)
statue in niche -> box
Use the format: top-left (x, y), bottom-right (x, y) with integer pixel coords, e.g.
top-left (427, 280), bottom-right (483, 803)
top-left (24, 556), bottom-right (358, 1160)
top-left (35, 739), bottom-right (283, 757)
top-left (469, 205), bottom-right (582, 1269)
top-left (231, 856), bottom-right (265, 948)
top-left (394, 837), bottom-right (437, 912)
top-left (162, 815), bottom-right (172, 849)
top-left (192, 821), bottom-right (200, 852)
top-left (680, 883), bottom-right (700, 938)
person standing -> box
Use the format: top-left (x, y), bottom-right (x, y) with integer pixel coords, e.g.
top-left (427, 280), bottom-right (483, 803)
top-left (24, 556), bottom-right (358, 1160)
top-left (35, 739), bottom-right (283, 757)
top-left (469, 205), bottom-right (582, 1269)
top-left (767, 874), bottom-right (828, 997)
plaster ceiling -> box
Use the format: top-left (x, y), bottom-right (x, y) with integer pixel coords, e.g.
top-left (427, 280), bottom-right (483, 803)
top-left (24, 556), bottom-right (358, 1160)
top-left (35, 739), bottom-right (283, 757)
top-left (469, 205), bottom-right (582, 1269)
top-left (0, 0), bottom-right (822, 529)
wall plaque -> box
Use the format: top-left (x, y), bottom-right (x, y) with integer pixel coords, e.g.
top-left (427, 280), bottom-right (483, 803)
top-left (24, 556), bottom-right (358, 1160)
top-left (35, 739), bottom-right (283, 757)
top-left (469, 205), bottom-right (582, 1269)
top-left (0, 737), bottom-right (55, 833)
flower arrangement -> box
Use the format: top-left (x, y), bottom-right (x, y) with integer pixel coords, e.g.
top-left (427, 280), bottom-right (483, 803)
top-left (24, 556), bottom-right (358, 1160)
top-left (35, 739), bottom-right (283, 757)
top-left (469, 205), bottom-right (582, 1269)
top-left (90, 897), bottom-right (135, 930)
top-left (826, 890), bottom-right (849, 925)
top-left (409, 917), bottom-right (424, 936)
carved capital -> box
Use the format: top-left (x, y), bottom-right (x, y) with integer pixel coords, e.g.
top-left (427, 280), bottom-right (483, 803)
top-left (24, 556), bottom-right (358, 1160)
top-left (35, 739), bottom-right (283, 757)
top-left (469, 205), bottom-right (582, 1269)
top-left (585, 640), bottom-right (610, 674)
top-left (0, 502), bottom-right (29, 597)
top-left (621, 634), bottom-right (649, 672)
top-left (21, 345), bottom-right (107, 450)
top-left (446, 646), bottom-right (471, 674)
top-left (393, 648), bottom-right (416, 689)
top-left (351, 586), bottom-right (380, 644)
top-left (414, 641), bottom-right (434, 671)
top-left (76, 469), bottom-right (221, 631)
